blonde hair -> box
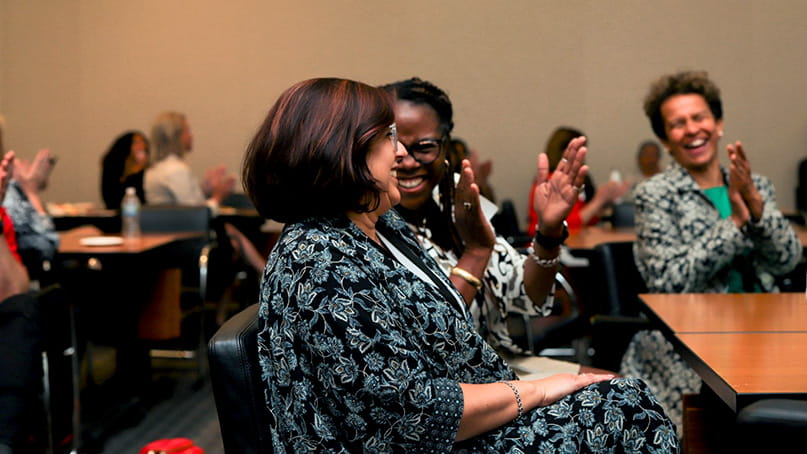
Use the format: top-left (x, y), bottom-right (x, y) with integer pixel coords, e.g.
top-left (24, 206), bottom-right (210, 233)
top-left (151, 111), bottom-right (187, 162)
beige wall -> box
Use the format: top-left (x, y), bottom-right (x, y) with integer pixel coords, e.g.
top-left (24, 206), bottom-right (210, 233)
top-left (1, 0), bottom-right (805, 223)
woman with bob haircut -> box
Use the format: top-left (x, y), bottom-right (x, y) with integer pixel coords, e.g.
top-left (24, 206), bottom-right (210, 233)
top-left (622, 70), bottom-right (801, 438)
top-left (242, 77), bottom-right (678, 453)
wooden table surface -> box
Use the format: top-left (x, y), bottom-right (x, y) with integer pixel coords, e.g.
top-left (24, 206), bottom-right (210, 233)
top-left (565, 226), bottom-right (636, 250)
top-left (676, 332), bottom-right (807, 411)
top-left (565, 223), bottom-right (807, 250)
top-left (58, 226), bottom-right (201, 255)
top-left (640, 293), bottom-right (807, 334)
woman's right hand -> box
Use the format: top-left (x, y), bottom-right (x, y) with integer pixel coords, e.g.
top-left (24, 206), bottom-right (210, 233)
top-left (527, 372), bottom-right (615, 407)
top-left (453, 159), bottom-right (495, 252)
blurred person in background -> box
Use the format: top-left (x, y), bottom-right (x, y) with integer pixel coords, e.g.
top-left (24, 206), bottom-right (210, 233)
top-left (101, 130), bottom-right (150, 209)
top-left (0, 115), bottom-right (59, 283)
top-left (526, 127), bottom-right (630, 234)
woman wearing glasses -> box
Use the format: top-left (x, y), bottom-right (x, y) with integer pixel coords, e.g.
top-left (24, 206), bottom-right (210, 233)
top-left (244, 77), bottom-right (678, 452)
top-left (381, 78), bottom-right (581, 362)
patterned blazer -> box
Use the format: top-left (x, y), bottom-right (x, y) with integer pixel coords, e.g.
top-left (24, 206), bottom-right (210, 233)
top-left (633, 162), bottom-right (801, 293)
top-left (257, 210), bottom-right (514, 453)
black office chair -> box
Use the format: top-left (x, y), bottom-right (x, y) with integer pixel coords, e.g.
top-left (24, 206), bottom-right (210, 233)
top-left (587, 241), bottom-right (651, 371)
top-left (0, 285), bottom-right (79, 454)
top-left (490, 199), bottom-right (532, 248)
top-left (735, 399), bottom-right (807, 452)
top-left (140, 205), bottom-right (213, 375)
top-left (609, 202), bottom-right (635, 228)
top-left (208, 304), bottom-right (273, 454)
top-left (507, 273), bottom-right (588, 360)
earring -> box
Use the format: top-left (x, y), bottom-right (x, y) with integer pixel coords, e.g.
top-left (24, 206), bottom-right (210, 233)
top-left (444, 159), bottom-right (450, 169)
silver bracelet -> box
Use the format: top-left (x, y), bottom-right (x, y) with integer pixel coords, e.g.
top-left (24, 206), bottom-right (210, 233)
top-left (498, 380), bottom-right (524, 418)
top-left (526, 241), bottom-right (561, 268)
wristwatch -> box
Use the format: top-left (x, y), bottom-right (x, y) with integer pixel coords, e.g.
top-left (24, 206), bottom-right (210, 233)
top-left (533, 222), bottom-right (569, 249)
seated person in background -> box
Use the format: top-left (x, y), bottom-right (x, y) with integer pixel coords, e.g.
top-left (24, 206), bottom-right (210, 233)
top-left (0, 150), bottom-right (41, 454)
top-left (100, 130), bottom-right (150, 209)
top-left (527, 127), bottom-right (630, 234)
top-left (144, 111), bottom-right (234, 209)
top-left (636, 139), bottom-right (662, 179)
top-left (145, 111), bottom-right (265, 322)
top-left (0, 117), bottom-right (58, 281)
top-left (242, 76), bottom-right (678, 452)
top-left (622, 70), bottom-right (801, 438)
top-left (451, 137), bottom-right (496, 202)
top-left (383, 78), bottom-right (609, 375)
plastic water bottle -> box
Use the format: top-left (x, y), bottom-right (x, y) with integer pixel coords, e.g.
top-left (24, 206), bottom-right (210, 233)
top-left (121, 187), bottom-right (141, 240)
top-left (609, 168), bottom-right (624, 204)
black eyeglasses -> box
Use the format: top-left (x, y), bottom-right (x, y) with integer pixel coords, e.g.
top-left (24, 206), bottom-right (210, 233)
top-left (400, 136), bottom-right (445, 165)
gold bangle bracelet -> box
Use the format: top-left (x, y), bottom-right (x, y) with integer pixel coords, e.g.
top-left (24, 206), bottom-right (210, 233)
top-left (450, 266), bottom-right (483, 290)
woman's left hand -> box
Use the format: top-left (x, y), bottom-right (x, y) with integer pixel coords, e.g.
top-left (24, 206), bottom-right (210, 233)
top-left (14, 148), bottom-right (54, 194)
top-left (453, 159), bottom-right (495, 251)
top-left (727, 141), bottom-right (763, 221)
top-left (532, 136), bottom-right (588, 235)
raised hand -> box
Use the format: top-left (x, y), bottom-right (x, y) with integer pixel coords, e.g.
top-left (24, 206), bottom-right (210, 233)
top-left (14, 148), bottom-right (54, 194)
top-left (532, 136), bottom-right (588, 235)
top-left (727, 141), bottom-right (763, 222)
top-left (453, 159), bottom-right (495, 251)
top-left (204, 165), bottom-right (236, 203)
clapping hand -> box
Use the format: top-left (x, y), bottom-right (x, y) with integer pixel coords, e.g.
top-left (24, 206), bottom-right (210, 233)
top-left (204, 165), bottom-right (236, 203)
top-left (454, 159), bottom-right (495, 251)
top-left (532, 136), bottom-right (588, 235)
top-left (14, 148), bottom-right (54, 194)
top-left (727, 141), bottom-right (763, 226)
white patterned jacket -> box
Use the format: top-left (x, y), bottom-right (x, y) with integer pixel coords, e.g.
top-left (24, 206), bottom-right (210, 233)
top-left (633, 162), bottom-right (801, 293)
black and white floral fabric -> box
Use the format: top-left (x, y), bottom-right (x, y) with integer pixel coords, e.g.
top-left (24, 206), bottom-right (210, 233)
top-left (258, 210), bottom-right (679, 452)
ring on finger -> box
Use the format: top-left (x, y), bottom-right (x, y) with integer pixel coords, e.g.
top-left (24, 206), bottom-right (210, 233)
top-left (463, 201), bottom-right (473, 211)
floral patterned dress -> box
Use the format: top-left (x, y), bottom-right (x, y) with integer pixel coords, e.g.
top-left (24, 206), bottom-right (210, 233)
top-left (258, 211), bottom-right (679, 453)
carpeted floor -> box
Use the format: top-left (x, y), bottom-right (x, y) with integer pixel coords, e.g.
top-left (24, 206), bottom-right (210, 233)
top-left (76, 347), bottom-right (225, 454)
top-left (98, 374), bottom-right (223, 454)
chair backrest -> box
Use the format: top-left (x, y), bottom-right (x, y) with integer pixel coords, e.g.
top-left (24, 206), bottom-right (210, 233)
top-left (140, 205), bottom-right (211, 234)
top-left (736, 399), bottom-right (807, 451)
top-left (610, 202), bottom-right (635, 228)
top-left (208, 304), bottom-right (273, 454)
top-left (592, 241), bottom-right (647, 316)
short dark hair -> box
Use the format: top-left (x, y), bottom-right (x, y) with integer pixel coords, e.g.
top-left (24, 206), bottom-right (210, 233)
top-left (545, 127), bottom-right (584, 171)
top-left (381, 77), bottom-right (454, 137)
top-left (242, 78), bottom-right (395, 223)
top-left (643, 71), bottom-right (723, 141)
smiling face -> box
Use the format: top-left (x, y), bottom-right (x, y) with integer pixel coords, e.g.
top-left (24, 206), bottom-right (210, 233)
top-left (365, 126), bottom-right (406, 215)
top-left (129, 134), bottom-right (149, 172)
top-left (393, 100), bottom-right (447, 211)
top-left (660, 93), bottom-right (723, 174)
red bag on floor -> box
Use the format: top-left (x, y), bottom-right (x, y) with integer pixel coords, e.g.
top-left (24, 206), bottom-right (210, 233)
top-left (139, 438), bottom-right (205, 454)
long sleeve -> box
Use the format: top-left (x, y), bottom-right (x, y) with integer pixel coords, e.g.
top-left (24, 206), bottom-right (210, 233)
top-left (257, 216), bottom-right (513, 452)
top-left (633, 165), bottom-right (800, 293)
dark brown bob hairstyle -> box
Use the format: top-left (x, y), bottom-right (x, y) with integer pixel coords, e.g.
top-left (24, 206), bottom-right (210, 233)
top-left (242, 78), bottom-right (395, 223)
top-left (643, 70), bottom-right (723, 142)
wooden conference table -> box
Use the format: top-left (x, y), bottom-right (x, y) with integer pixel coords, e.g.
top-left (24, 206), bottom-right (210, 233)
top-left (640, 293), bottom-right (807, 412)
top-left (566, 224), bottom-right (807, 251)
